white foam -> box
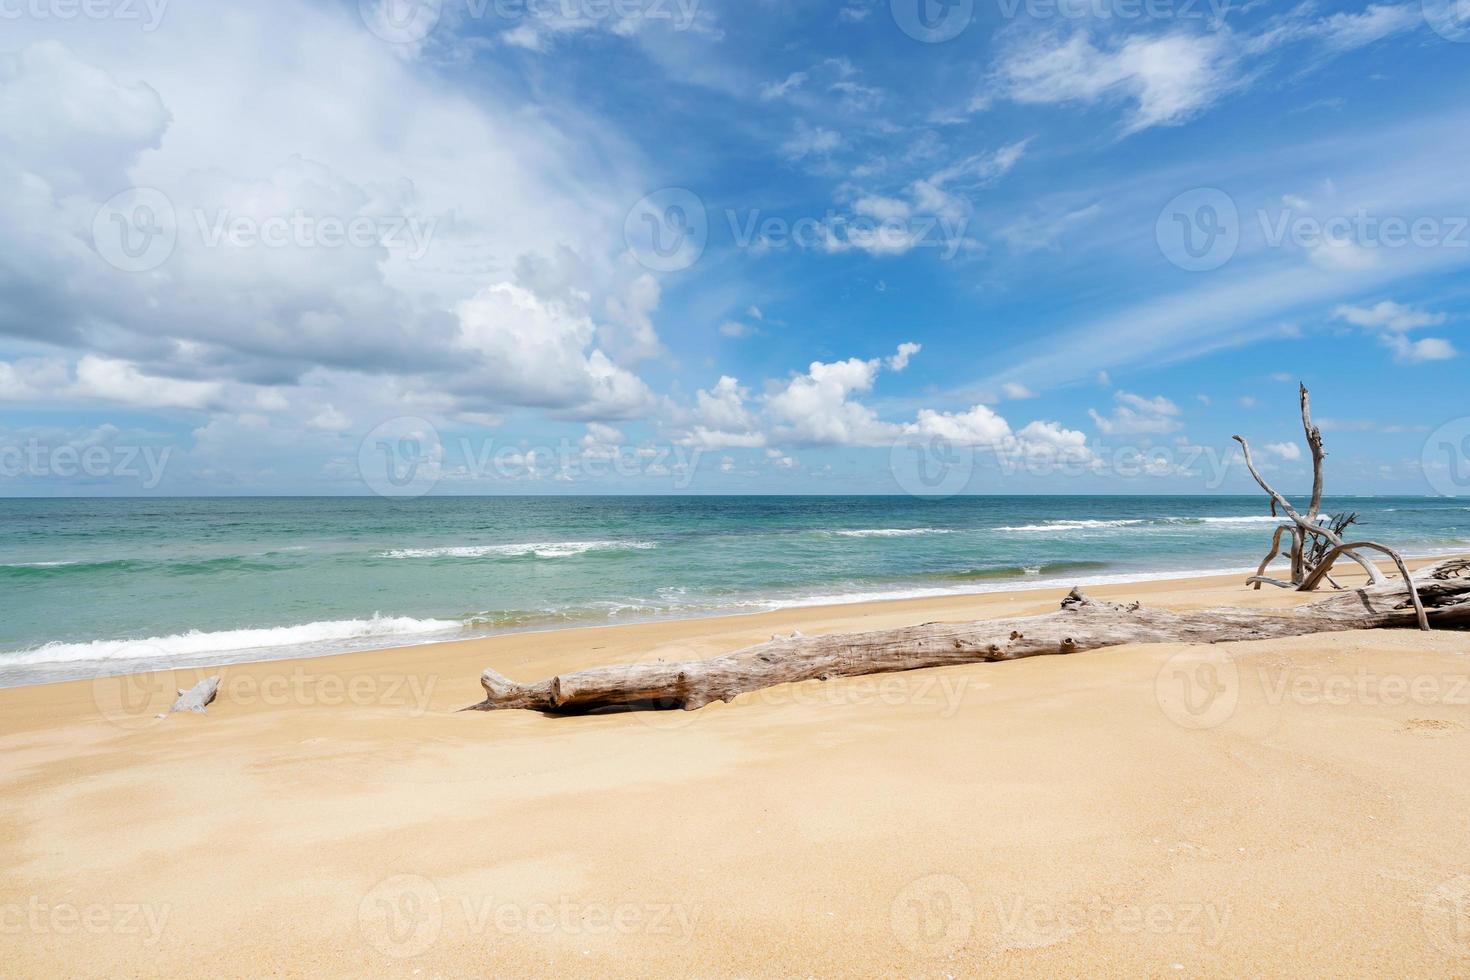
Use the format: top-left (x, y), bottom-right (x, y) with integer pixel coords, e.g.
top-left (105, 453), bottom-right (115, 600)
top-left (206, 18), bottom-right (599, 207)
top-left (995, 519), bottom-right (1146, 532)
top-left (742, 565), bottom-right (1266, 611)
top-left (829, 528), bottom-right (955, 538)
top-left (998, 515), bottom-right (1300, 533)
top-left (379, 540), bottom-right (657, 559)
top-left (4, 614), bottom-right (462, 666)
top-left (1190, 515), bottom-right (1293, 525)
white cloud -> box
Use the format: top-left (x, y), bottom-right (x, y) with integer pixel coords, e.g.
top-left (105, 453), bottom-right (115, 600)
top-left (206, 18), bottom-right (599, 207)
top-left (1333, 301), bottom-right (1456, 363)
top-left (906, 406), bottom-right (1094, 464)
top-left (1088, 391), bottom-right (1182, 435)
top-left (1333, 301), bottom-right (1448, 332)
top-left (1001, 382), bottom-right (1036, 400)
top-left (1380, 334), bottom-right (1457, 363)
top-left (306, 405), bottom-right (351, 432)
top-left (765, 447), bottom-right (797, 469)
top-left (760, 71), bottom-right (807, 101)
top-left (992, 30), bottom-right (1239, 134)
top-left (454, 283), bottom-right (653, 419)
top-left (1263, 441), bottom-right (1302, 460)
top-left (0, 41), bottom-right (170, 195)
top-left (983, 6), bottom-right (1423, 135)
top-left (766, 355), bottom-right (897, 446)
top-left (909, 403), bottom-right (1013, 445)
top-left (73, 356), bottom-right (223, 410)
top-left (781, 123), bottom-right (842, 160)
top-left (601, 273), bottom-right (664, 363)
top-left (680, 376), bottom-right (766, 449)
top-left (887, 342), bottom-right (922, 371)
top-left (0, 1), bottom-right (662, 434)
top-left (1318, 3), bottom-right (1423, 50)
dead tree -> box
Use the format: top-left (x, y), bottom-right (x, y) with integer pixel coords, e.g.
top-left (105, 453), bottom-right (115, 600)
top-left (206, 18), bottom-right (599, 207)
top-left (1234, 384), bottom-right (1428, 630)
top-left (468, 561), bottom-right (1469, 714)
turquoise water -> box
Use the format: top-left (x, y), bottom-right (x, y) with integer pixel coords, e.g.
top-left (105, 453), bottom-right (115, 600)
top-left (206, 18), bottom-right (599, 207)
top-left (1, 495), bottom-right (1466, 686)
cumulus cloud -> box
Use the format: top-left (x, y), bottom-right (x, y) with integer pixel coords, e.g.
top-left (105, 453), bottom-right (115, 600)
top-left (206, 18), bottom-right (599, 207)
top-left (670, 343), bottom-right (1094, 472)
top-left (0, 355), bottom-right (223, 410)
top-left (0, 1), bottom-right (661, 430)
top-left (766, 354), bottom-right (899, 446)
top-left (1263, 441), bottom-right (1302, 460)
top-left (453, 284), bottom-right (654, 419)
top-left (1088, 391), bottom-right (1183, 435)
top-left (681, 376), bottom-right (766, 449)
top-left (1333, 301), bottom-right (1456, 363)
top-left (887, 342), bottom-right (922, 371)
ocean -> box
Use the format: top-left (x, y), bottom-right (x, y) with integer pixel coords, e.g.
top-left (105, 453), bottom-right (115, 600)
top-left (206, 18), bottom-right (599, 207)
top-left (2, 495), bottom-right (1466, 687)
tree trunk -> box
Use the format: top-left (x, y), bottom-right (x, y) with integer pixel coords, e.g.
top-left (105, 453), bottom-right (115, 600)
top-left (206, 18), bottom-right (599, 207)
top-left (468, 561), bottom-right (1470, 715)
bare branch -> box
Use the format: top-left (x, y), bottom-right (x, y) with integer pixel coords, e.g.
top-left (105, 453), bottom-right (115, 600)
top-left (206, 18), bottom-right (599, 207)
top-left (1300, 383), bottom-right (1326, 520)
top-left (1232, 434), bottom-right (1387, 586)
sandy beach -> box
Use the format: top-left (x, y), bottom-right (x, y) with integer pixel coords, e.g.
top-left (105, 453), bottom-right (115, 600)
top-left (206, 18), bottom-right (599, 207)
top-left (3, 560), bottom-right (1470, 977)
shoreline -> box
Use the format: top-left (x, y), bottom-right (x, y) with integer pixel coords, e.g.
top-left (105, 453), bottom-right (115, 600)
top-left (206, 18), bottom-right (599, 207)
top-left (4, 548), bottom-right (1467, 691)
top-left (4, 552), bottom-right (1469, 975)
top-left (0, 553), bottom-right (1459, 707)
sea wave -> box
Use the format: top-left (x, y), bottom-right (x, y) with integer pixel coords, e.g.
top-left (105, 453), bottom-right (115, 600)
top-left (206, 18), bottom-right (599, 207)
top-left (939, 560), bottom-right (1113, 580)
top-left (996, 515), bottom-right (1289, 533)
top-left (3, 614), bottom-right (462, 666)
top-left (746, 564), bottom-right (1265, 611)
top-left (995, 519), bottom-right (1147, 532)
top-left (378, 540), bottom-right (658, 559)
top-left (828, 528), bottom-right (955, 538)
top-left (0, 555), bottom-right (285, 578)
top-left (1187, 515), bottom-right (1289, 525)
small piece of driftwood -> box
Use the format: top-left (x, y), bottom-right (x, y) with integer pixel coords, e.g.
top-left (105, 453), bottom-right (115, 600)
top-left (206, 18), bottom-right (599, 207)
top-left (171, 676), bottom-right (221, 714)
top-left (467, 561), bottom-right (1470, 715)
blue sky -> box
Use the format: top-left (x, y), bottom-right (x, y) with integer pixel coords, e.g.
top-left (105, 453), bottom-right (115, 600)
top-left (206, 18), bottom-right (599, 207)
top-left (1, 0), bottom-right (1467, 495)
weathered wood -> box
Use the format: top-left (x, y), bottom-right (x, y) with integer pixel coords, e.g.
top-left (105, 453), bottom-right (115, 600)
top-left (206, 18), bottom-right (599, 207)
top-left (1300, 383), bottom-right (1326, 522)
top-left (1233, 384), bottom-right (1433, 625)
top-left (467, 562), bottom-right (1470, 715)
top-left (171, 676), bottom-right (221, 714)
top-left (1233, 434), bottom-right (1387, 587)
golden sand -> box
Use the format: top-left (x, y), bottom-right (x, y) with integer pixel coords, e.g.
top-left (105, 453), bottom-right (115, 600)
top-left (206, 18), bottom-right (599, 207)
top-left (3, 562), bottom-right (1470, 977)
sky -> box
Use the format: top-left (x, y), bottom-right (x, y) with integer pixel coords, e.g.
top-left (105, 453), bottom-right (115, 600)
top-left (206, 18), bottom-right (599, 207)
top-left (0, 0), bottom-right (1467, 496)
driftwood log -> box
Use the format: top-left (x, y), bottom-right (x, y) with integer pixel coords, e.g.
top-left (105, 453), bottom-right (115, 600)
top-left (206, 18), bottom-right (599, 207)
top-left (468, 560), bottom-right (1470, 715)
top-left (1234, 385), bottom-right (1427, 630)
top-left (171, 676), bottom-right (221, 714)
